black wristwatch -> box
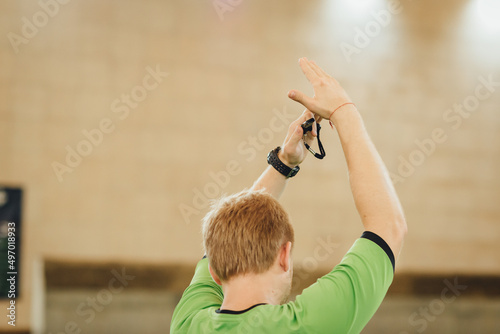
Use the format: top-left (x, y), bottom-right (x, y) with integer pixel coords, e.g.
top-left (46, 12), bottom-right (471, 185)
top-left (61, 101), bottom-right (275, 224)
top-left (267, 147), bottom-right (300, 178)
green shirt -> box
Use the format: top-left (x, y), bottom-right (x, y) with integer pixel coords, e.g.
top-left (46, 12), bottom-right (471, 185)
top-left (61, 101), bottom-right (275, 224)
top-left (171, 236), bottom-right (394, 334)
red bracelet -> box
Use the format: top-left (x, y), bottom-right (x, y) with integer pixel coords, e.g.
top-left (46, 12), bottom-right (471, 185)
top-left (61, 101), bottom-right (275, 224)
top-left (329, 102), bottom-right (356, 128)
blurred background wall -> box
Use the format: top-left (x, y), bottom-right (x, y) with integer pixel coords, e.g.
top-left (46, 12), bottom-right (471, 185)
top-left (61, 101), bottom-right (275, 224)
top-left (0, 0), bottom-right (499, 333)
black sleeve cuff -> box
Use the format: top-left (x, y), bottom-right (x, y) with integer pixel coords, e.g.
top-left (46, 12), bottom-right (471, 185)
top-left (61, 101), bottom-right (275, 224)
top-left (361, 231), bottom-right (395, 272)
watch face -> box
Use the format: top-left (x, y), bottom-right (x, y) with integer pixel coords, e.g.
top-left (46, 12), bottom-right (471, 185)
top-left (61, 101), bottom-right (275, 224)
top-left (267, 150), bottom-right (274, 163)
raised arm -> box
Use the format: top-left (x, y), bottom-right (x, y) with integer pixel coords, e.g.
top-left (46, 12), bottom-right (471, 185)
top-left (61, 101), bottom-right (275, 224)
top-left (288, 58), bottom-right (407, 259)
top-left (251, 110), bottom-right (320, 200)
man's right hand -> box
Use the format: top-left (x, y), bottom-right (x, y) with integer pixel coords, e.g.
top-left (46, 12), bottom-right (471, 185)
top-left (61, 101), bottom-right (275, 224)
top-left (287, 57), bottom-right (407, 262)
top-left (287, 58), bottom-right (354, 122)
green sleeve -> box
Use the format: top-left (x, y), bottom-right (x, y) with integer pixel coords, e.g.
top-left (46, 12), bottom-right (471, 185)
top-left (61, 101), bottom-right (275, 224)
top-left (290, 237), bottom-right (394, 333)
top-left (170, 258), bottom-right (223, 332)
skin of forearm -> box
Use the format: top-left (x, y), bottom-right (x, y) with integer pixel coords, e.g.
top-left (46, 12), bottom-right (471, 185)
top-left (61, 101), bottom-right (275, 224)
top-left (251, 166), bottom-right (288, 200)
top-left (333, 107), bottom-right (406, 234)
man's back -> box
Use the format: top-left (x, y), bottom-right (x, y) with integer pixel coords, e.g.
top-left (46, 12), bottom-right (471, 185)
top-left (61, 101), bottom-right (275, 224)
top-left (171, 236), bottom-right (394, 333)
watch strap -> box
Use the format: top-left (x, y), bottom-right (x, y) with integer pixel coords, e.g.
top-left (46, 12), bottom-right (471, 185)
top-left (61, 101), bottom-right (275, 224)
top-left (267, 147), bottom-right (300, 178)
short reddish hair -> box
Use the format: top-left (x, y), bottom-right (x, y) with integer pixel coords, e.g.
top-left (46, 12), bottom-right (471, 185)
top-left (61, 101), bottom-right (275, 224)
top-left (202, 190), bottom-right (294, 282)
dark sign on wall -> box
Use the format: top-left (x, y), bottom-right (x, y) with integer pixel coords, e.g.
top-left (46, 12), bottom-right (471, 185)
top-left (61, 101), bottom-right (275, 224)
top-left (0, 187), bottom-right (22, 299)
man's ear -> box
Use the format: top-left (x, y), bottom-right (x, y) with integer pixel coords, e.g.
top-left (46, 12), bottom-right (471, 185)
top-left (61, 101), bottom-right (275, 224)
top-left (209, 264), bottom-right (222, 285)
top-left (279, 241), bottom-right (292, 272)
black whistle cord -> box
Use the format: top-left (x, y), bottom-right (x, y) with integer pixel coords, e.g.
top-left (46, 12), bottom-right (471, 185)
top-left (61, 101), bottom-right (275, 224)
top-left (304, 123), bottom-right (326, 159)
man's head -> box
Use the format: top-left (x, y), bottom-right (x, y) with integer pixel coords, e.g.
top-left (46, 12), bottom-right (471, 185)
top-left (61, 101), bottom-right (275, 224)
top-left (202, 190), bottom-right (294, 303)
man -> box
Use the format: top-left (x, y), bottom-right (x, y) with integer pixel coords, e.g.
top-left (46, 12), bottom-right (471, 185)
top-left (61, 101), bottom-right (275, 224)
top-left (171, 58), bottom-right (407, 333)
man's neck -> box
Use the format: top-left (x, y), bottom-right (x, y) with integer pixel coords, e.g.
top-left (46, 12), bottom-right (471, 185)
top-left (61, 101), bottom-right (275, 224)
top-left (219, 273), bottom-right (279, 311)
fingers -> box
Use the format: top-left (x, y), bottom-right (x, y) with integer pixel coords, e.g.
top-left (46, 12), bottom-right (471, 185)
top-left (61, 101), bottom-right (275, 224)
top-left (296, 109), bottom-right (317, 146)
top-left (309, 60), bottom-right (329, 78)
top-left (286, 125), bottom-right (303, 148)
top-left (281, 124), bottom-right (301, 160)
top-left (288, 89), bottom-right (316, 111)
top-left (288, 110), bottom-right (310, 136)
top-left (301, 109), bottom-right (315, 121)
top-left (314, 113), bottom-right (322, 124)
top-left (298, 57), bottom-right (319, 83)
top-left (304, 120), bottom-right (317, 146)
top-left (303, 109), bottom-right (317, 137)
top-left (284, 110), bottom-right (313, 145)
top-left (288, 107), bottom-right (321, 137)
top-left (300, 57), bottom-right (329, 80)
top-left (281, 108), bottom-right (321, 164)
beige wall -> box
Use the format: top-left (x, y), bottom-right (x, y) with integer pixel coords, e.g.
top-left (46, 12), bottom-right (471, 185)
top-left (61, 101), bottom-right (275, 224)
top-left (1, 0), bottom-right (499, 331)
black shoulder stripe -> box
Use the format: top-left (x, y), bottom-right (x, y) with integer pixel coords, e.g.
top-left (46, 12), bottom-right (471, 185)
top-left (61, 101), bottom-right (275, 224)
top-left (361, 231), bottom-right (395, 272)
top-left (216, 303), bottom-right (267, 314)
